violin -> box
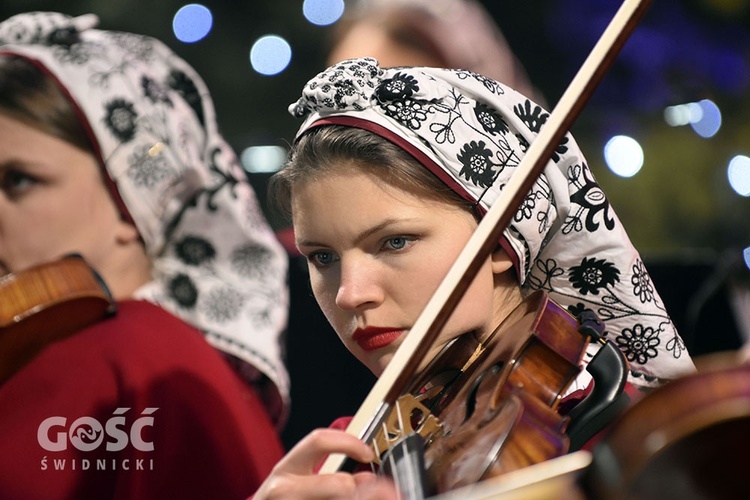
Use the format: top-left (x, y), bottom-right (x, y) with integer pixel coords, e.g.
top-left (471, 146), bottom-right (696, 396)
top-left (0, 254), bottom-right (115, 385)
top-left (318, 0), bottom-right (653, 495)
top-left (369, 291), bottom-right (628, 497)
top-left (583, 353), bottom-right (750, 500)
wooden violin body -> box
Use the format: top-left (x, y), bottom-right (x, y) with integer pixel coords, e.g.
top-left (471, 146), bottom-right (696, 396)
top-left (419, 291), bottom-right (587, 492)
top-left (374, 291), bottom-right (629, 496)
top-left (584, 354), bottom-right (750, 500)
top-left (0, 255), bottom-right (115, 384)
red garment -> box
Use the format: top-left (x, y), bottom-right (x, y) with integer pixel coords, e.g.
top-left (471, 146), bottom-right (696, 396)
top-left (0, 300), bottom-right (284, 500)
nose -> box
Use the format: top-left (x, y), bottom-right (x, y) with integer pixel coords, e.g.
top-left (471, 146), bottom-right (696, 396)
top-left (334, 256), bottom-right (384, 312)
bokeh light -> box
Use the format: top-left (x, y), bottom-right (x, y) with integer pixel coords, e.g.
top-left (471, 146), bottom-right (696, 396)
top-left (664, 102), bottom-right (701, 126)
top-left (690, 99), bottom-right (722, 138)
top-left (240, 145), bottom-right (287, 173)
top-left (303, 0), bottom-right (345, 26)
top-left (743, 246), bottom-right (750, 272)
top-left (603, 135), bottom-right (644, 178)
top-left (664, 99), bottom-right (722, 138)
top-left (173, 4), bottom-right (213, 43)
top-left (727, 155), bottom-right (750, 197)
top-left (250, 35), bottom-right (292, 76)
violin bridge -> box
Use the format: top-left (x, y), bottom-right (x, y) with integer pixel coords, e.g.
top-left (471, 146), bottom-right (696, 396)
top-left (371, 391), bottom-right (442, 465)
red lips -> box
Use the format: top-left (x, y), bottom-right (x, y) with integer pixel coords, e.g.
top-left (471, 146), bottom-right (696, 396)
top-left (352, 326), bottom-right (403, 351)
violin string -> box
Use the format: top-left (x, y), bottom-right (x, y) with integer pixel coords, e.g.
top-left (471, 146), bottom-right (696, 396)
top-left (372, 430), bottom-right (382, 473)
top-left (396, 401), bottom-right (405, 438)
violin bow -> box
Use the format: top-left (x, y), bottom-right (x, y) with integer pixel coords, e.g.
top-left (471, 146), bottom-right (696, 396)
top-left (319, 0), bottom-right (654, 474)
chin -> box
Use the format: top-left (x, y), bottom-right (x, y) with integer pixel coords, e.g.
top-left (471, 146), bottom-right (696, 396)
top-left (356, 355), bottom-right (384, 377)
top-left (370, 352), bottom-right (395, 377)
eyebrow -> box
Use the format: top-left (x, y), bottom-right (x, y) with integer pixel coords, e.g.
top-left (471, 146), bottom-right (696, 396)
top-left (0, 160), bottom-right (20, 171)
top-left (296, 217), bottom-right (419, 248)
top-left (0, 158), bottom-right (36, 173)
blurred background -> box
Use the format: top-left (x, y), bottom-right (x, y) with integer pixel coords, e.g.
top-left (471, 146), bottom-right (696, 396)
top-left (2, 0), bottom-right (749, 446)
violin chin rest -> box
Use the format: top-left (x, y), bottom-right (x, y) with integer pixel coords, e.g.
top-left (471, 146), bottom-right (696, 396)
top-left (566, 340), bottom-right (630, 451)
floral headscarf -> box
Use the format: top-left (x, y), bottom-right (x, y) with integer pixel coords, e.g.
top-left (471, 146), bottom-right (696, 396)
top-left (289, 57), bottom-right (695, 389)
top-left (0, 12), bottom-right (290, 421)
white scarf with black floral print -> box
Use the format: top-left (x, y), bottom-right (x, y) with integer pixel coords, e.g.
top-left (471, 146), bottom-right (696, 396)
top-left (290, 57), bottom-right (695, 389)
top-left (0, 12), bottom-right (290, 421)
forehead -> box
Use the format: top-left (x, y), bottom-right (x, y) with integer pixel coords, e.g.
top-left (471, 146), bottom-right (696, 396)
top-left (0, 111), bottom-right (66, 151)
top-left (295, 152), bottom-right (442, 199)
top-left (290, 168), bottom-right (473, 240)
top-left (291, 168), bottom-right (420, 215)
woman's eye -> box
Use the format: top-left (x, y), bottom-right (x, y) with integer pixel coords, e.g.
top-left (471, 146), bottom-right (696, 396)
top-left (383, 236), bottom-right (411, 251)
top-left (309, 251), bottom-right (337, 268)
top-left (0, 169), bottom-right (37, 197)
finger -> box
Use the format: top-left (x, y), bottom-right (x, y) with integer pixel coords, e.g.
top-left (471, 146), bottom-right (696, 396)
top-left (353, 474), bottom-right (402, 500)
top-left (276, 428), bottom-right (375, 474)
top-left (259, 470), bottom-right (380, 500)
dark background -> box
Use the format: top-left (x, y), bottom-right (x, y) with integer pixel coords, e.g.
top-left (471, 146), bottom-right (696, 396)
top-left (2, 1), bottom-right (747, 247)
top-left (2, 0), bottom-right (749, 449)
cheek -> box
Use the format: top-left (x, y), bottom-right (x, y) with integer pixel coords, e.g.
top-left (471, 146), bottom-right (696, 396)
top-left (308, 273), bottom-right (343, 327)
top-left (76, 181), bottom-right (125, 245)
top-left (448, 260), bottom-right (497, 329)
top-left (85, 184), bottom-right (118, 222)
top-left (2, 210), bottom-right (70, 270)
top-left (413, 232), bottom-right (480, 305)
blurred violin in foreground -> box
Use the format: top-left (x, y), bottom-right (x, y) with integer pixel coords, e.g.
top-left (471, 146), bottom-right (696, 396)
top-left (418, 353), bottom-right (750, 499)
top-left (583, 353), bottom-right (750, 500)
top-left (0, 254), bottom-right (115, 384)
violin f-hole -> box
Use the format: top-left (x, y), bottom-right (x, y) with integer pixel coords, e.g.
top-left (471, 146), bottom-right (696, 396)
top-left (464, 361), bottom-right (505, 423)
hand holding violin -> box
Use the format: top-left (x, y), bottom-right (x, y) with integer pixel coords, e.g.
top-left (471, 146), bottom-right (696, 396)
top-left (253, 428), bottom-right (399, 499)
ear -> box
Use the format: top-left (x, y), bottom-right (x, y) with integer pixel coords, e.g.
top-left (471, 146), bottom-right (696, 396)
top-left (491, 246), bottom-right (514, 275)
top-left (114, 220), bottom-right (141, 246)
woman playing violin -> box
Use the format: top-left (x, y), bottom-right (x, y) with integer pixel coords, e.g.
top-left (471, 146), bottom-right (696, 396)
top-left (253, 57), bottom-right (696, 498)
top-left (0, 12), bottom-right (289, 499)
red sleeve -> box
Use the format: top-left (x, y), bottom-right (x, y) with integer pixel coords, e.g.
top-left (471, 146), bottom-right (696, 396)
top-left (0, 300), bottom-right (284, 500)
top-left (328, 416), bottom-right (353, 431)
